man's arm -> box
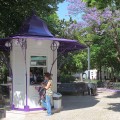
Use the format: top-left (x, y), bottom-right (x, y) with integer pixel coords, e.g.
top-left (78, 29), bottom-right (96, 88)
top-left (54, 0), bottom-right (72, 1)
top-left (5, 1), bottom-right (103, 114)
top-left (44, 81), bottom-right (51, 90)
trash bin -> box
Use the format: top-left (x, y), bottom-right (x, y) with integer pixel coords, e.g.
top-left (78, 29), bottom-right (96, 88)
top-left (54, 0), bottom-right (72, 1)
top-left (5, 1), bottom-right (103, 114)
top-left (88, 83), bottom-right (97, 96)
top-left (53, 93), bottom-right (62, 109)
top-left (0, 106), bottom-right (6, 119)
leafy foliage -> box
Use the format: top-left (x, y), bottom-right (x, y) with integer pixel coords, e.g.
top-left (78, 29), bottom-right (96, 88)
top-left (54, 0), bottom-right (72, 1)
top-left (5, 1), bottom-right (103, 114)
top-left (58, 74), bottom-right (75, 83)
top-left (0, 0), bottom-right (65, 82)
top-left (0, 0), bottom-right (64, 37)
top-left (56, 18), bottom-right (88, 75)
top-left (83, 0), bottom-right (120, 10)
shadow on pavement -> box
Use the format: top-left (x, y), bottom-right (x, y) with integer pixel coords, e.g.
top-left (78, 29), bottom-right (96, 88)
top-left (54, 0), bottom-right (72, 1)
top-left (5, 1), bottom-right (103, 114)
top-left (106, 91), bottom-right (120, 98)
top-left (105, 92), bottom-right (120, 112)
top-left (107, 103), bottom-right (120, 112)
top-left (62, 95), bottom-right (99, 111)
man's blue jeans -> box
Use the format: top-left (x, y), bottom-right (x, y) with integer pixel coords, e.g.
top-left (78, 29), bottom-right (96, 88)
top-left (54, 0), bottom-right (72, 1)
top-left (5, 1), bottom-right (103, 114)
top-left (41, 95), bottom-right (52, 115)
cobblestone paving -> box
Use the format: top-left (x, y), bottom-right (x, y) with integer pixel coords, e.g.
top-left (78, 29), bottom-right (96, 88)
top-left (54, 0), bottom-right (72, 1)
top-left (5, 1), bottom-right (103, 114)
top-left (2, 88), bottom-right (120, 120)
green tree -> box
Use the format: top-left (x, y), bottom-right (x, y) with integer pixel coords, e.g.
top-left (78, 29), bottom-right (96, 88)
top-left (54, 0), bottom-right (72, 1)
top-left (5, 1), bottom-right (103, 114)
top-left (0, 0), bottom-right (64, 37)
top-left (0, 0), bottom-right (65, 80)
top-left (56, 18), bottom-right (87, 75)
top-left (84, 0), bottom-right (120, 9)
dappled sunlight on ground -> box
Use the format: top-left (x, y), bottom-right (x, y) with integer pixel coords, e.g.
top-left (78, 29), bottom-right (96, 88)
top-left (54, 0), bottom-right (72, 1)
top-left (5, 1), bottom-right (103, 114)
top-left (2, 88), bottom-right (120, 120)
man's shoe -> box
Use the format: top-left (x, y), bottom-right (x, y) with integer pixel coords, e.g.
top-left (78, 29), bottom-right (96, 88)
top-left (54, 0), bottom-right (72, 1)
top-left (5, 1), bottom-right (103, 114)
top-left (46, 114), bottom-right (52, 116)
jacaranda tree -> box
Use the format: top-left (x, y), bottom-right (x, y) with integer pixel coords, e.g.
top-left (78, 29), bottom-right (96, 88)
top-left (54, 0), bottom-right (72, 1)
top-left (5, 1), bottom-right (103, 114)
top-left (66, 0), bottom-right (120, 77)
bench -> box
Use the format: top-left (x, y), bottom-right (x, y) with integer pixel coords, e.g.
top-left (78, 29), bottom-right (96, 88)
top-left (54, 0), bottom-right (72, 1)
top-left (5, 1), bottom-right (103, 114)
top-left (57, 82), bottom-right (88, 95)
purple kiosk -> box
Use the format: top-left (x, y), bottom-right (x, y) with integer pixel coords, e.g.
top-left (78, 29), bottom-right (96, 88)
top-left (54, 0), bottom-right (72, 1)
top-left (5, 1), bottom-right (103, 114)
top-left (0, 14), bottom-right (86, 111)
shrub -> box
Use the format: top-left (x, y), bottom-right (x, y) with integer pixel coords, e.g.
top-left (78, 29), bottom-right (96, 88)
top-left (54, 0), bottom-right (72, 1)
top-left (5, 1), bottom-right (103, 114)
top-left (113, 82), bottom-right (120, 90)
top-left (59, 74), bottom-right (75, 83)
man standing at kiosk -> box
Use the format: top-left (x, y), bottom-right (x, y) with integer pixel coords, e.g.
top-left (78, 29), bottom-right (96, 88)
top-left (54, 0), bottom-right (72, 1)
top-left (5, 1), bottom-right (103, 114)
top-left (41, 72), bottom-right (53, 116)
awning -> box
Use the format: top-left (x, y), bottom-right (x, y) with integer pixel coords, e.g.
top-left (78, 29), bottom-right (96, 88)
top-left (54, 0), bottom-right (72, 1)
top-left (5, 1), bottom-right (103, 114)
top-left (11, 36), bottom-right (86, 52)
top-left (0, 36), bottom-right (86, 52)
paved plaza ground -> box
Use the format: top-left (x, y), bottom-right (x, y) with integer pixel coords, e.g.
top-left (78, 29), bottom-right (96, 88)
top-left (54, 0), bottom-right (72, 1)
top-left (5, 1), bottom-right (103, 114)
top-left (2, 88), bottom-right (120, 120)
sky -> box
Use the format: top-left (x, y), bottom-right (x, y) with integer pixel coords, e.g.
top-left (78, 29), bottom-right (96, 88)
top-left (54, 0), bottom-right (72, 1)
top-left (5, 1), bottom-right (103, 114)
top-left (57, 1), bottom-right (70, 20)
top-left (57, 1), bottom-right (83, 21)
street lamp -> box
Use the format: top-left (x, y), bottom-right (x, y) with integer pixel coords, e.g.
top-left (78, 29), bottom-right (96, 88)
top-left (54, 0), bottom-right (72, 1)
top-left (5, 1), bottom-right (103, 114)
top-left (50, 41), bottom-right (60, 51)
top-left (85, 41), bottom-right (92, 82)
top-left (50, 41), bottom-right (60, 60)
top-left (5, 41), bottom-right (12, 50)
top-left (50, 41), bottom-right (60, 73)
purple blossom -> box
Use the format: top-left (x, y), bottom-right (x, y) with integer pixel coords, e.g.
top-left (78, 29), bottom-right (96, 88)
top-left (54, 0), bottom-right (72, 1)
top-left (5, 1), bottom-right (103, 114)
top-left (113, 10), bottom-right (120, 22)
top-left (82, 8), bottom-right (101, 25)
top-left (102, 7), bottom-right (112, 19)
top-left (114, 10), bottom-right (120, 16)
top-left (69, 21), bottom-right (88, 31)
top-left (77, 21), bottom-right (88, 27)
top-left (69, 23), bottom-right (78, 29)
top-left (66, 0), bottom-right (87, 16)
top-left (66, 0), bottom-right (120, 36)
top-left (114, 18), bottom-right (120, 22)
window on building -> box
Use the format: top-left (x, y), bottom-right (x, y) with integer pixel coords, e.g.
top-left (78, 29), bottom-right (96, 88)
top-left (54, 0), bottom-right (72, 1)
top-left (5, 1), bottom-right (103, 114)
top-left (30, 56), bottom-right (47, 85)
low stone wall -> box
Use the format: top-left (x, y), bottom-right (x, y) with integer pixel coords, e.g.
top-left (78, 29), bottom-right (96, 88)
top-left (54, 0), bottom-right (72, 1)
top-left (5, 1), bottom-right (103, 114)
top-left (0, 94), bottom-right (6, 119)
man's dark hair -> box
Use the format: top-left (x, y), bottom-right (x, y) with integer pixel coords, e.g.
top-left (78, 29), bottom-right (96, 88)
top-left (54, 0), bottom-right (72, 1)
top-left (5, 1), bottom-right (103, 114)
top-left (44, 72), bottom-right (51, 80)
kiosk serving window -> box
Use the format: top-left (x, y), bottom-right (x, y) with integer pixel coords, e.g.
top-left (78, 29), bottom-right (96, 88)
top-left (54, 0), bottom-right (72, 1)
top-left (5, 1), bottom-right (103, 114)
top-left (30, 56), bottom-right (47, 85)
